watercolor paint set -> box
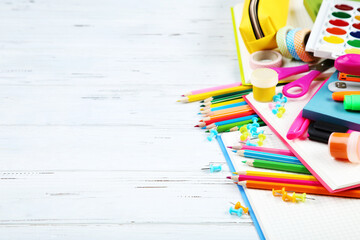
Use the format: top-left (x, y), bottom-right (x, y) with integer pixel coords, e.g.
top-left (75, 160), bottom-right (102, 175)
top-left (306, 0), bottom-right (360, 59)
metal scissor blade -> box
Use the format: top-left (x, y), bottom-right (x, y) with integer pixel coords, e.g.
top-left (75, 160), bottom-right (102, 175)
top-left (309, 59), bottom-right (334, 72)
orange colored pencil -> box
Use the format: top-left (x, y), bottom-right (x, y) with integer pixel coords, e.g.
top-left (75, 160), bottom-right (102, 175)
top-left (204, 105), bottom-right (251, 116)
top-left (238, 180), bottom-right (360, 198)
top-left (196, 109), bottom-right (256, 127)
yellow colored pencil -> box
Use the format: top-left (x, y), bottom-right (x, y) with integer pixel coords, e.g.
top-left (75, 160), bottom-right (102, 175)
top-left (177, 86), bottom-right (252, 103)
top-left (233, 170), bottom-right (317, 181)
top-left (208, 98), bottom-right (245, 109)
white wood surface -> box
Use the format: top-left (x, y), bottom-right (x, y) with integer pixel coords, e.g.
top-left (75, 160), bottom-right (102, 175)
top-left (0, 0), bottom-right (259, 239)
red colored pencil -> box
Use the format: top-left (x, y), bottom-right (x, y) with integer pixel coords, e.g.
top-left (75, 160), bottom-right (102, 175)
top-left (195, 109), bottom-right (255, 127)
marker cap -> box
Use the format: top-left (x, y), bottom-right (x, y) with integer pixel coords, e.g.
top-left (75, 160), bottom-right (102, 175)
top-left (329, 132), bottom-right (360, 163)
top-left (344, 95), bottom-right (360, 110)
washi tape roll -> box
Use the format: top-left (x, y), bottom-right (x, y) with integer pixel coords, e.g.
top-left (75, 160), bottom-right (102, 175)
top-left (249, 50), bottom-right (283, 69)
top-left (286, 28), bottom-right (301, 60)
top-left (294, 29), bottom-right (317, 62)
top-left (276, 26), bottom-right (293, 59)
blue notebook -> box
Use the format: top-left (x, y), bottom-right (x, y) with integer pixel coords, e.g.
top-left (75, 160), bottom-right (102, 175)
top-left (303, 71), bottom-right (360, 131)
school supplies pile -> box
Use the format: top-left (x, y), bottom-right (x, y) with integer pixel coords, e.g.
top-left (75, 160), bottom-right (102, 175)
top-left (179, 0), bottom-right (360, 239)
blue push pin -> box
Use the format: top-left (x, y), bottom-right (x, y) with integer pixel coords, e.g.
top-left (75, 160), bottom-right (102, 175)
top-left (251, 117), bottom-right (260, 127)
top-left (207, 129), bottom-right (218, 141)
top-left (272, 108), bottom-right (278, 114)
top-left (246, 140), bottom-right (258, 146)
top-left (229, 206), bottom-right (243, 217)
top-left (201, 164), bottom-right (222, 172)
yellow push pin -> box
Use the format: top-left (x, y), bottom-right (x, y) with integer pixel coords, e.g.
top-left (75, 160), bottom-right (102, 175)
top-left (276, 106), bottom-right (286, 118)
top-left (240, 132), bottom-right (250, 141)
top-left (240, 125), bottom-right (248, 133)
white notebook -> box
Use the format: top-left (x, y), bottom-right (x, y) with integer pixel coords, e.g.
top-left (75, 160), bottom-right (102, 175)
top-left (243, 82), bottom-right (360, 192)
top-left (231, 0), bottom-right (333, 85)
top-left (222, 130), bottom-right (360, 240)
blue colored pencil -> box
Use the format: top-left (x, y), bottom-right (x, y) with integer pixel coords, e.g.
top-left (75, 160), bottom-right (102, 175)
top-left (202, 114), bottom-right (258, 129)
top-left (199, 101), bottom-right (248, 114)
top-left (234, 150), bottom-right (303, 165)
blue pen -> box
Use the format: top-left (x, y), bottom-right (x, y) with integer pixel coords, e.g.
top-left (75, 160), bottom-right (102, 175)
top-left (201, 114), bottom-right (259, 129)
top-left (234, 149), bottom-right (303, 165)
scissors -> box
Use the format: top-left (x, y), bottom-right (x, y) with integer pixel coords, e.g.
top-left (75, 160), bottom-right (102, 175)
top-left (270, 59), bottom-right (334, 98)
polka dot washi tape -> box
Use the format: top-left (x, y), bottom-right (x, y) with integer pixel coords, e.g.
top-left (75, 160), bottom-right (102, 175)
top-left (294, 28), bottom-right (317, 62)
top-left (286, 28), bottom-right (302, 60)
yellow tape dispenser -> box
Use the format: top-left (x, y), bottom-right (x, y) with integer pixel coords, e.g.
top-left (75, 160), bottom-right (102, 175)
top-left (240, 0), bottom-right (290, 53)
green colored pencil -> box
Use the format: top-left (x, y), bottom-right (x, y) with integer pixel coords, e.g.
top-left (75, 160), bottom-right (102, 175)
top-left (211, 92), bottom-right (250, 104)
top-left (224, 120), bottom-right (265, 132)
top-left (243, 159), bottom-right (311, 174)
top-left (200, 89), bottom-right (253, 103)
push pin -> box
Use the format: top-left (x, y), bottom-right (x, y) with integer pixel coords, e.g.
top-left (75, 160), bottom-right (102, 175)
top-left (276, 106), bottom-right (286, 118)
top-left (229, 206), bottom-right (243, 217)
top-left (292, 192), bottom-right (315, 202)
top-left (207, 129), bottom-right (218, 141)
top-left (240, 132), bottom-right (250, 141)
top-left (251, 117), bottom-right (260, 128)
top-left (272, 187), bottom-right (286, 197)
top-left (230, 201), bottom-right (249, 214)
top-left (240, 125), bottom-right (248, 133)
top-left (257, 133), bottom-right (266, 146)
top-left (201, 164), bottom-right (222, 173)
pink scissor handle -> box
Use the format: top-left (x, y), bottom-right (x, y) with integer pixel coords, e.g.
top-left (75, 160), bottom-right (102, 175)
top-left (282, 70), bottom-right (321, 98)
top-left (271, 64), bottom-right (309, 80)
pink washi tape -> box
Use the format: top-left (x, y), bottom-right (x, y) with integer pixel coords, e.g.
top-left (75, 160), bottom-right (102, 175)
top-left (249, 50), bottom-right (283, 70)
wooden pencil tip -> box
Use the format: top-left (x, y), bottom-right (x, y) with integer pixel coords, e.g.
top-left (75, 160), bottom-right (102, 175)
top-left (227, 146), bottom-right (232, 149)
top-left (242, 160), bottom-right (246, 163)
top-left (194, 125), bottom-right (199, 127)
top-left (226, 176), bottom-right (231, 179)
top-left (200, 104), bottom-right (205, 107)
top-left (176, 100), bottom-right (181, 102)
top-left (200, 100), bottom-right (204, 103)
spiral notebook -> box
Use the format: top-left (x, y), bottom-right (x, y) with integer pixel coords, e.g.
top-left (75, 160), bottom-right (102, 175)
top-left (242, 76), bottom-right (360, 193)
top-left (221, 130), bottom-right (360, 240)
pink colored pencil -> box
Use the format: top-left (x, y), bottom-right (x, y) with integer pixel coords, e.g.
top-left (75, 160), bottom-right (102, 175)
top-left (183, 82), bottom-right (242, 96)
top-left (228, 145), bottom-right (295, 157)
top-left (228, 175), bottom-right (321, 187)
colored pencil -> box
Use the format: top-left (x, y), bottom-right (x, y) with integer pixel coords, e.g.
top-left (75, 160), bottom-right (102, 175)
top-left (196, 110), bottom-right (256, 128)
top-left (205, 114), bottom-right (258, 129)
top-left (243, 159), bottom-right (311, 174)
top-left (206, 120), bottom-right (265, 133)
top-left (200, 101), bottom-right (248, 114)
top-left (203, 105), bottom-right (251, 117)
top-left (224, 121), bottom-right (266, 132)
top-left (228, 175), bottom-right (321, 186)
top-left (195, 110), bottom-right (255, 127)
top-left (235, 150), bottom-right (302, 165)
top-left (202, 89), bottom-right (252, 103)
top-left (205, 95), bottom-right (245, 105)
top-left (237, 180), bottom-right (360, 198)
top-left (177, 86), bottom-right (252, 103)
top-left (183, 82), bottom-right (242, 96)
top-left (232, 170), bottom-right (317, 181)
top-left (228, 145), bottom-right (295, 156)
top-left (203, 91), bottom-right (251, 104)
top-left (201, 99), bottom-right (245, 109)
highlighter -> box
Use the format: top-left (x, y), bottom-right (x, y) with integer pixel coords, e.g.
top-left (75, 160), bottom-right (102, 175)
top-left (332, 91), bottom-right (360, 101)
top-left (344, 95), bottom-right (360, 111)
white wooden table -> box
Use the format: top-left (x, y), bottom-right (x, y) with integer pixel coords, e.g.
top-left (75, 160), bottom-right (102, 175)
top-left (0, 0), bottom-right (258, 238)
